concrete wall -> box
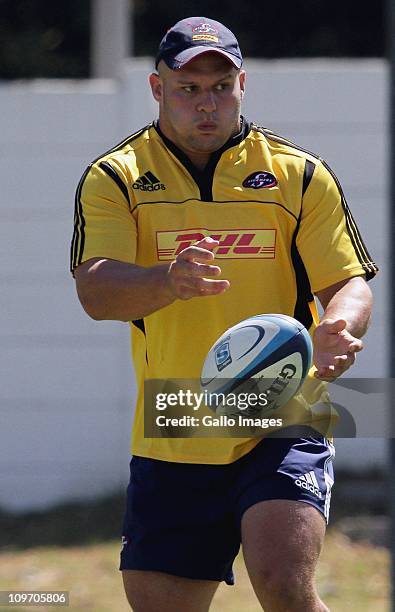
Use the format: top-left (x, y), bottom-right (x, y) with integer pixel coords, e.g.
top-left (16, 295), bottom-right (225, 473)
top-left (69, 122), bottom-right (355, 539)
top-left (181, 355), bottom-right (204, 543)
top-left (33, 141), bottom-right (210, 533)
top-left (0, 59), bottom-right (388, 512)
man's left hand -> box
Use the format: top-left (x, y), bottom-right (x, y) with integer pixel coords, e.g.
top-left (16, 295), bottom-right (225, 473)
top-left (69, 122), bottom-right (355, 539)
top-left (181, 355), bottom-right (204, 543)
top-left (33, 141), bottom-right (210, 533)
top-left (313, 318), bottom-right (363, 381)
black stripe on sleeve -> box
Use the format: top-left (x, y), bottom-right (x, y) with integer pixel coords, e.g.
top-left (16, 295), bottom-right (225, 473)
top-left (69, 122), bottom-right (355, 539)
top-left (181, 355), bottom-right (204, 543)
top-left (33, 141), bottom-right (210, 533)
top-left (70, 124), bottom-right (152, 276)
top-left (291, 217), bottom-right (314, 330)
top-left (99, 161), bottom-right (130, 207)
top-left (302, 159), bottom-right (316, 197)
top-left (320, 160), bottom-right (378, 280)
top-left (131, 319), bottom-right (148, 364)
top-left (70, 166), bottom-right (89, 274)
top-left (254, 125), bottom-right (378, 281)
top-left (132, 318), bottom-right (145, 334)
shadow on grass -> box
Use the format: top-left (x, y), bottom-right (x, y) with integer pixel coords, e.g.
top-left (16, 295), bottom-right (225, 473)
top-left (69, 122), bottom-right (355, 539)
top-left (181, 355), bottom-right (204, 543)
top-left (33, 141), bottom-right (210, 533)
top-left (0, 469), bottom-right (389, 552)
top-left (0, 493), bottom-right (126, 551)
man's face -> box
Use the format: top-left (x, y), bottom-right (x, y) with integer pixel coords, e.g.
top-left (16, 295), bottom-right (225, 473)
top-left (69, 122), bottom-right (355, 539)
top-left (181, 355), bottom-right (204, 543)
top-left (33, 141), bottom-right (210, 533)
top-left (150, 53), bottom-right (246, 158)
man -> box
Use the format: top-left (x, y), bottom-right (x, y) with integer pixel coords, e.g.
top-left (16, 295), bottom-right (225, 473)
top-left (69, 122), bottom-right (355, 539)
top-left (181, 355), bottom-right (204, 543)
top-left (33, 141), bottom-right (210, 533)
top-left (71, 17), bottom-right (377, 612)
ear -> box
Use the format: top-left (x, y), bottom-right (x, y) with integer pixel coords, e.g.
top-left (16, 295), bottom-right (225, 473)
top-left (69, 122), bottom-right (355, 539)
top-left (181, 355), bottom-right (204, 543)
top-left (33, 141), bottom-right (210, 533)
top-left (239, 69), bottom-right (246, 98)
top-left (149, 72), bottom-right (162, 102)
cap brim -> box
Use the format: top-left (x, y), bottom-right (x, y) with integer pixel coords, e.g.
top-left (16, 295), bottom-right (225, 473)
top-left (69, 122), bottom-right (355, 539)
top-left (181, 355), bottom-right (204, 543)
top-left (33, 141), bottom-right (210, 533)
top-left (165, 46), bottom-right (242, 70)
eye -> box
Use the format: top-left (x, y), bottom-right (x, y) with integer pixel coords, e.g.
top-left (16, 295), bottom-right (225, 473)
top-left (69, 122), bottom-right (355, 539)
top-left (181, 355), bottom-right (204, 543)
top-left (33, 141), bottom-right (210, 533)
top-left (215, 83), bottom-right (230, 91)
top-left (182, 85), bottom-right (196, 93)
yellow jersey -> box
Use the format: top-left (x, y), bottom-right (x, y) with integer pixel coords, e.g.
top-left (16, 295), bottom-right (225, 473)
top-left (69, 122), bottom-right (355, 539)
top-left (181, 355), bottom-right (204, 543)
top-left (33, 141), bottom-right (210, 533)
top-left (70, 118), bottom-right (377, 464)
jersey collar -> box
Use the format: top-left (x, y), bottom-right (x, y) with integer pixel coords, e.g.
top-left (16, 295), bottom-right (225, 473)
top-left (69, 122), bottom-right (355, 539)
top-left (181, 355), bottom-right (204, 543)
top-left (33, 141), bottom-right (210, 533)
top-left (154, 117), bottom-right (251, 201)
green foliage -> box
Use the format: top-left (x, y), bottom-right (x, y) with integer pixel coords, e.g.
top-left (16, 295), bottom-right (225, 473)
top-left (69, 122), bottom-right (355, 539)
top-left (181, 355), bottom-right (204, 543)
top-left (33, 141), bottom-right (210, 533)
top-left (134, 0), bottom-right (385, 60)
top-left (0, 0), bottom-right (90, 79)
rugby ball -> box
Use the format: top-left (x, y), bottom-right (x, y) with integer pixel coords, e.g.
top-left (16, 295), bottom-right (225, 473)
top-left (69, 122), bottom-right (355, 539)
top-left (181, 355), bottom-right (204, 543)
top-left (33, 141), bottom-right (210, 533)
top-left (200, 314), bottom-right (313, 417)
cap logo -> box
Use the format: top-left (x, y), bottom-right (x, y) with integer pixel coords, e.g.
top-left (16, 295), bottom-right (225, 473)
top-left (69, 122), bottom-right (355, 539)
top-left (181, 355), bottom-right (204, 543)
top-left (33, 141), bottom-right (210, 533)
top-left (192, 34), bottom-right (219, 42)
top-left (192, 23), bottom-right (219, 34)
top-left (242, 171), bottom-right (278, 189)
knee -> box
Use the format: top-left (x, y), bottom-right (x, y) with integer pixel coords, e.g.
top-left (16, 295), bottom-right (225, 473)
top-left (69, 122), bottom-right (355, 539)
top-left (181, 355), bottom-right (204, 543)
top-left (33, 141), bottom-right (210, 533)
top-left (254, 565), bottom-right (315, 607)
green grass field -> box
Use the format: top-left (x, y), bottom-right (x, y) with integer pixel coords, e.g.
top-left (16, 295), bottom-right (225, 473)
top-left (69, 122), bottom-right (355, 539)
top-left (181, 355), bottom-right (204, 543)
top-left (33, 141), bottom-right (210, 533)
top-left (0, 528), bottom-right (389, 611)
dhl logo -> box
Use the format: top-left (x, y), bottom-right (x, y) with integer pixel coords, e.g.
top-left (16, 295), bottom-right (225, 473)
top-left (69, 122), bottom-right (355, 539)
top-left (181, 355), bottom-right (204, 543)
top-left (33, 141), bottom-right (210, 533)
top-left (192, 34), bottom-right (219, 42)
top-left (156, 228), bottom-right (276, 260)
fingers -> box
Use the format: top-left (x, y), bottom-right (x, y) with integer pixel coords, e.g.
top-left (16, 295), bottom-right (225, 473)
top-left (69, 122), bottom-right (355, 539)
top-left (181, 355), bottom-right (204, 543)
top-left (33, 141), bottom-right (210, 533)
top-left (167, 238), bottom-right (230, 300)
top-left (333, 353), bottom-right (354, 366)
top-left (170, 274), bottom-right (230, 300)
top-left (348, 338), bottom-right (363, 353)
top-left (180, 246), bottom-right (217, 264)
top-left (190, 236), bottom-right (219, 250)
top-left (181, 236), bottom-right (220, 261)
top-left (322, 318), bottom-right (347, 334)
top-left (313, 317), bottom-right (362, 380)
top-left (175, 278), bottom-right (230, 300)
top-left (175, 259), bottom-right (222, 278)
top-left (314, 319), bottom-right (363, 357)
top-left (314, 351), bottom-right (356, 381)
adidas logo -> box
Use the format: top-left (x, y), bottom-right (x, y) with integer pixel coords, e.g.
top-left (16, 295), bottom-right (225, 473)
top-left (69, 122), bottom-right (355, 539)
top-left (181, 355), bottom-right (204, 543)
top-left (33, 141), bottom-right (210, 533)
top-left (294, 471), bottom-right (322, 499)
top-left (132, 171), bottom-right (166, 191)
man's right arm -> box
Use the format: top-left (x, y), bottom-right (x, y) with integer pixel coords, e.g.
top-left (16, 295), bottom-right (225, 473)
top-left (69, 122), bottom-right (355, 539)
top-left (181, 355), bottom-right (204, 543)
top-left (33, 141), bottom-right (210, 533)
top-left (74, 237), bottom-right (230, 322)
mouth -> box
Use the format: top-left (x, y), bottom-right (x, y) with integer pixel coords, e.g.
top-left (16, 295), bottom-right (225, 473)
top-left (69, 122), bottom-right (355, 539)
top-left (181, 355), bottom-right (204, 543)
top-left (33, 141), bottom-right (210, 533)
top-left (197, 122), bottom-right (217, 132)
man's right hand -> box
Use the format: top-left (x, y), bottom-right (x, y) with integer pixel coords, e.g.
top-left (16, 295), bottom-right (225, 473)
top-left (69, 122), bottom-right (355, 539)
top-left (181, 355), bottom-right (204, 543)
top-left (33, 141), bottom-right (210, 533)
top-left (166, 237), bottom-right (230, 300)
top-left (74, 238), bottom-right (230, 322)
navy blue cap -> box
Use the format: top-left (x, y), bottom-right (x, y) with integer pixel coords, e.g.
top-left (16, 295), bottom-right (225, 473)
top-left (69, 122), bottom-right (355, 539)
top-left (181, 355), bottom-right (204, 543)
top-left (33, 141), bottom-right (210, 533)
top-left (155, 17), bottom-right (243, 70)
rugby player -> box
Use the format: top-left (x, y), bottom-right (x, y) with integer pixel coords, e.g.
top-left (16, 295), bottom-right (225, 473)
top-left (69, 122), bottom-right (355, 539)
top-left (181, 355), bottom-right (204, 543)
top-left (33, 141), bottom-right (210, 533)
top-left (71, 17), bottom-right (377, 611)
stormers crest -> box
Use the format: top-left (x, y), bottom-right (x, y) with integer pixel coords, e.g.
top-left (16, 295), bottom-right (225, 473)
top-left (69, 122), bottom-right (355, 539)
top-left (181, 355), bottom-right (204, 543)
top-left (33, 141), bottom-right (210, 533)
top-left (242, 171), bottom-right (278, 189)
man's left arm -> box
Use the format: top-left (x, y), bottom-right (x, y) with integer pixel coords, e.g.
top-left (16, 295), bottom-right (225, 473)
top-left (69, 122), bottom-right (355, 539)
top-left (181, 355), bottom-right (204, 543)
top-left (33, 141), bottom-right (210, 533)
top-left (313, 276), bottom-right (373, 381)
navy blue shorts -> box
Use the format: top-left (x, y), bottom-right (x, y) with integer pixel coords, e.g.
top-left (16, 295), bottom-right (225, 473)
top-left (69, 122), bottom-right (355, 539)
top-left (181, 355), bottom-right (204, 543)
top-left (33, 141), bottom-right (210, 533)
top-left (120, 432), bottom-right (335, 584)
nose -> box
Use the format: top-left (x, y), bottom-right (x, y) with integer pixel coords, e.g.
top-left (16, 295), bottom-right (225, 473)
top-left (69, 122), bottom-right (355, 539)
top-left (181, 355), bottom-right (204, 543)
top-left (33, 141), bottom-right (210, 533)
top-left (196, 90), bottom-right (216, 113)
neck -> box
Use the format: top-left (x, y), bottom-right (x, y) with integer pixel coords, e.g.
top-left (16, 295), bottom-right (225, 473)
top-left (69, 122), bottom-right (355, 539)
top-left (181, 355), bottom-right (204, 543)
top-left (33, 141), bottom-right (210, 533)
top-left (185, 152), bottom-right (211, 171)
top-left (158, 122), bottom-right (212, 170)
top-left (157, 117), bottom-right (243, 171)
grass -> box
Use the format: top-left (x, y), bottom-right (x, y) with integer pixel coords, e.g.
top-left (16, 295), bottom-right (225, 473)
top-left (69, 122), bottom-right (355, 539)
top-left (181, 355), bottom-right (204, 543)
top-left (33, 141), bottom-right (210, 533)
top-left (0, 529), bottom-right (389, 612)
top-left (0, 481), bottom-right (389, 611)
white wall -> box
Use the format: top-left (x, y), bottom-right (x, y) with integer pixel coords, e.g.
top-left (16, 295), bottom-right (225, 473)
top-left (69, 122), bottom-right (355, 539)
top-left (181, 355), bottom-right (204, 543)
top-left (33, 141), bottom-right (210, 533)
top-left (0, 59), bottom-right (388, 512)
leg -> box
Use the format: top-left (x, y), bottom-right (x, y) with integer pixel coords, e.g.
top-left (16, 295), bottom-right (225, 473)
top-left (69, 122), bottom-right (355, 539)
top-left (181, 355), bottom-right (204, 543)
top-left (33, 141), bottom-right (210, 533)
top-left (242, 499), bottom-right (329, 612)
top-left (120, 456), bottom-right (240, 611)
top-left (122, 570), bottom-right (219, 612)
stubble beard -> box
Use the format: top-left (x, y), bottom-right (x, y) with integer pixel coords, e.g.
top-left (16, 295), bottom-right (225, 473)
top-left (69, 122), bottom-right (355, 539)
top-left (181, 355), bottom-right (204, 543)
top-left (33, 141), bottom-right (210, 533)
top-left (186, 132), bottom-right (227, 153)
top-left (179, 110), bottom-right (241, 155)
top-left (160, 94), bottom-right (242, 156)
